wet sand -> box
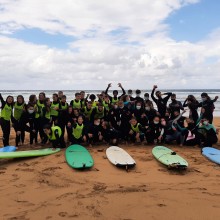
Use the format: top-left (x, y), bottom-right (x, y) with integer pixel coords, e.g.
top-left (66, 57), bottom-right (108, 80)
top-left (0, 118), bottom-right (220, 220)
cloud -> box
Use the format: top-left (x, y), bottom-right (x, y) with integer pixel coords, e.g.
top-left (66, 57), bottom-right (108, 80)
top-left (0, 0), bottom-right (219, 90)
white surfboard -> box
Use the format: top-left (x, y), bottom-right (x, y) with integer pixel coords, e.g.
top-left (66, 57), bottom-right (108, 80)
top-left (106, 146), bottom-right (136, 168)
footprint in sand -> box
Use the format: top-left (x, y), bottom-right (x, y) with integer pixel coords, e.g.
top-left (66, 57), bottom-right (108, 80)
top-left (15, 168), bottom-right (35, 172)
top-left (157, 203), bottom-right (167, 207)
top-left (93, 183), bottom-right (107, 192)
top-left (18, 162), bottom-right (30, 167)
top-left (10, 174), bottom-right (20, 182)
top-left (0, 167), bottom-right (6, 174)
top-left (58, 212), bottom-right (68, 217)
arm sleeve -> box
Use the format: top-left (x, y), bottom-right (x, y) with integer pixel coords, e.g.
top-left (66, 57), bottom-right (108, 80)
top-left (163, 92), bottom-right (172, 103)
top-left (179, 101), bottom-right (184, 110)
top-left (151, 89), bottom-right (158, 104)
top-left (121, 87), bottom-right (126, 96)
top-left (183, 99), bottom-right (188, 107)
top-left (0, 94), bottom-right (6, 107)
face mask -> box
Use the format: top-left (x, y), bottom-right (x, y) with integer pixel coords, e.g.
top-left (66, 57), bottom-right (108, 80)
top-left (144, 97), bottom-right (149, 100)
top-left (119, 106), bottom-right (124, 109)
top-left (154, 121), bottom-right (159, 124)
top-left (145, 107), bottom-right (150, 111)
top-left (202, 97), bottom-right (207, 102)
top-left (136, 106), bottom-right (141, 110)
top-left (28, 109), bottom-right (34, 114)
top-left (114, 105), bottom-right (118, 109)
top-left (95, 122), bottom-right (100, 126)
top-left (203, 121), bottom-right (208, 125)
top-left (136, 94), bottom-right (140, 97)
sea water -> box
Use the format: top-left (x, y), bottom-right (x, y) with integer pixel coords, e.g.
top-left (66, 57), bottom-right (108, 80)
top-left (0, 89), bottom-right (220, 116)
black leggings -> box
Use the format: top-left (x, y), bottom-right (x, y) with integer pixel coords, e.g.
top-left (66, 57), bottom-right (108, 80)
top-left (13, 119), bottom-right (25, 146)
top-left (1, 118), bottom-right (11, 146)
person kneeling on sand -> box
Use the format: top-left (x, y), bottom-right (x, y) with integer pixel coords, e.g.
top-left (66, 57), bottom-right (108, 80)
top-left (43, 124), bottom-right (66, 148)
top-left (197, 118), bottom-right (219, 147)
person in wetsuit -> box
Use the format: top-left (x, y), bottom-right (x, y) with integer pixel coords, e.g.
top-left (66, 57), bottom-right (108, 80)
top-left (151, 85), bottom-right (172, 117)
top-left (0, 94), bottom-right (14, 146)
top-left (105, 83), bottom-right (126, 106)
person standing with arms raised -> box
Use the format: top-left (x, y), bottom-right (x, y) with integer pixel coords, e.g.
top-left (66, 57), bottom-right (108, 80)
top-left (151, 85), bottom-right (172, 117)
top-left (105, 83), bottom-right (126, 105)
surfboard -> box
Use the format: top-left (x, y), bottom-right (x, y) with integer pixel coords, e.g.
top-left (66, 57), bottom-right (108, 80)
top-left (152, 146), bottom-right (188, 168)
top-left (202, 147), bottom-right (220, 165)
top-left (106, 146), bottom-right (136, 168)
top-left (0, 146), bottom-right (17, 152)
top-left (0, 148), bottom-right (60, 159)
top-left (65, 144), bottom-right (94, 169)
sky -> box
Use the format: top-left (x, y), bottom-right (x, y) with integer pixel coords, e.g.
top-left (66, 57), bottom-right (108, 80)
top-left (0, 0), bottom-right (220, 90)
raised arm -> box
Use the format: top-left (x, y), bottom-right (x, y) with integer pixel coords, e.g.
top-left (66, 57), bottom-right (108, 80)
top-left (151, 85), bottom-right (158, 104)
top-left (118, 83), bottom-right (126, 96)
top-left (0, 93), bottom-right (6, 106)
top-left (105, 83), bottom-right (111, 95)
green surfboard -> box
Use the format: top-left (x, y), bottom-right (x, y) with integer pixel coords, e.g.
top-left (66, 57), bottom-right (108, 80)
top-left (65, 144), bottom-right (94, 169)
top-left (152, 146), bottom-right (188, 168)
top-left (0, 148), bottom-right (61, 159)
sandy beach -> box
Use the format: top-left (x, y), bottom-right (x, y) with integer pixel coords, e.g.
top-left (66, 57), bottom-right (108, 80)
top-left (0, 118), bottom-right (220, 220)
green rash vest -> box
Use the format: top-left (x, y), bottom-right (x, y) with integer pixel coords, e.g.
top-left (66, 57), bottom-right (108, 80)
top-left (14, 102), bottom-right (25, 120)
top-left (1, 103), bottom-right (13, 121)
top-left (47, 126), bottom-right (62, 140)
top-left (72, 123), bottom-right (84, 139)
top-left (94, 107), bottom-right (105, 119)
top-left (131, 123), bottom-right (141, 133)
top-left (111, 97), bottom-right (119, 104)
top-left (81, 99), bottom-right (86, 108)
top-left (50, 102), bottom-right (59, 116)
top-left (35, 100), bottom-right (45, 118)
top-left (102, 101), bottom-right (110, 111)
top-left (72, 100), bottom-right (81, 109)
top-left (44, 109), bottom-right (51, 120)
top-left (83, 107), bottom-right (93, 120)
top-left (61, 102), bottom-right (68, 110)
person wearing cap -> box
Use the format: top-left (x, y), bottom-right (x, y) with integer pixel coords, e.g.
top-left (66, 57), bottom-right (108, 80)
top-left (198, 92), bottom-right (218, 124)
top-left (105, 83), bottom-right (126, 105)
top-left (151, 85), bottom-right (172, 117)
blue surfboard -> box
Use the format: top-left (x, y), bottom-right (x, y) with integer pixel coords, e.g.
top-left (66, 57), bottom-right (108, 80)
top-left (202, 147), bottom-right (220, 165)
top-left (0, 146), bottom-right (17, 152)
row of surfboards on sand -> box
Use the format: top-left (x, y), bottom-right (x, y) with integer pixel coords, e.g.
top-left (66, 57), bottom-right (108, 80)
top-left (0, 145), bottom-right (220, 169)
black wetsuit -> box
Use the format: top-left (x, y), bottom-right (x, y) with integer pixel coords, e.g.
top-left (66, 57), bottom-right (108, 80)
top-left (183, 99), bottom-right (199, 123)
top-left (198, 99), bottom-right (216, 123)
top-left (151, 89), bottom-right (172, 117)
top-left (168, 100), bottom-right (184, 119)
top-left (18, 111), bottom-right (36, 145)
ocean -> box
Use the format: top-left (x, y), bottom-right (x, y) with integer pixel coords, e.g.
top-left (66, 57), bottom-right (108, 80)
top-left (0, 89), bottom-right (220, 116)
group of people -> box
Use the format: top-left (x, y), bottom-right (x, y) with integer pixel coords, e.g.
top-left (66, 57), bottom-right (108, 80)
top-left (0, 84), bottom-right (219, 148)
